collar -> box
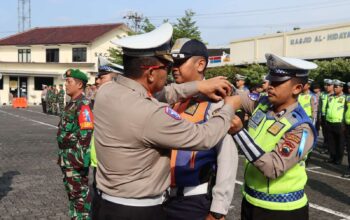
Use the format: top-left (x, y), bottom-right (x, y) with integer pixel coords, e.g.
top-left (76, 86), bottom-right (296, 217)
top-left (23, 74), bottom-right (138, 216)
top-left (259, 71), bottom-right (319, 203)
top-left (116, 75), bottom-right (149, 98)
top-left (267, 102), bottom-right (298, 120)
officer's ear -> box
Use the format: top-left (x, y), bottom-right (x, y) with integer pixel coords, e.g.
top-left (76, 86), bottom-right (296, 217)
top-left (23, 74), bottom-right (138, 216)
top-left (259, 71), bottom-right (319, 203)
top-left (145, 68), bottom-right (155, 83)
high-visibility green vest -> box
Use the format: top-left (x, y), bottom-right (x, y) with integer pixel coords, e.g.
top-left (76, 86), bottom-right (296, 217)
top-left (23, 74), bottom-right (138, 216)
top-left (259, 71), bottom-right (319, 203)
top-left (320, 92), bottom-right (329, 116)
top-left (298, 93), bottom-right (312, 118)
top-left (326, 94), bottom-right (345, 123)
top-left (344, 96), bottom-right (350, 125)
top-left (90, 134), bottom-right (98, 167)
top-left (245, 100), bottom-right (316, 211)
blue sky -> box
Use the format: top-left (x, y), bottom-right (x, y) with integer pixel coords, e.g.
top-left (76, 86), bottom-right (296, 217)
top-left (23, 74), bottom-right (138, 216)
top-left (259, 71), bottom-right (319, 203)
top-left (1, 0), bottom-right (350, 46)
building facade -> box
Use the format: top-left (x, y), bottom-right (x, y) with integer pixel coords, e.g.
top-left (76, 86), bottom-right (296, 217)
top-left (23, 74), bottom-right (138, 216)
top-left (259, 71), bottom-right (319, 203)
top-left (0, 23), bottom-right (130, 105)
top-left (229, 22), bottom-right (350, 65)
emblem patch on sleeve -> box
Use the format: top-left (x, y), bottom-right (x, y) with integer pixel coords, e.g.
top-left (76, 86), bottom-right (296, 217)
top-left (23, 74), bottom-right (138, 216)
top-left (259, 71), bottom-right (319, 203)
top-left (79, 105), bottom-right (94, 130)
top-left (267, 121), bottom-right (285, 135)
top-left (285, 133), bottom-right (301, 144)
top-left (278, 141), bottom-right (295, 157)
top-left (165, 106), bottom-right (181, 120)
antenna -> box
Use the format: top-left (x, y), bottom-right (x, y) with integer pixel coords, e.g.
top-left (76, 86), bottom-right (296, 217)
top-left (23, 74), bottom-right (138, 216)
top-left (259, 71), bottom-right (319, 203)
top-left (123, 11), bottom-right (144, 33)
top-left (18, 0), bottom-right (31, 32)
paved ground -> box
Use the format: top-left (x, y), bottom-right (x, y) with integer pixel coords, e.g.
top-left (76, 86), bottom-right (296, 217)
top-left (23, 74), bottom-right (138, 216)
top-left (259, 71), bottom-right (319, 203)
top-left (0, 106), bottom-right (349, 220)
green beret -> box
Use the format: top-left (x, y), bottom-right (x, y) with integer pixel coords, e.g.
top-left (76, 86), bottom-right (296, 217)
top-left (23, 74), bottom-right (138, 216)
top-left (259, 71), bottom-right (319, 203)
top-left (64, 69), bottom-right (88, 83)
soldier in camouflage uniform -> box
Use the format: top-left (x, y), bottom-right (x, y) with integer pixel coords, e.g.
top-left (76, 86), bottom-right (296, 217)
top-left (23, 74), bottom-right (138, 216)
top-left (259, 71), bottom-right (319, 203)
top-left (46, 86), bottom-right (53, 114)
top-left (52, 84), bottom-right (59, 115)
top-left (58, 84), bottom-right (65, 115)
top-left (57, 69), bottom-right (93, 220)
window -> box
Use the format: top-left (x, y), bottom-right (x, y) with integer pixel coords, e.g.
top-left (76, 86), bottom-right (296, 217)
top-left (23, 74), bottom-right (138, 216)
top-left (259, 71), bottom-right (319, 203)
top-left (34, 77), bottom-right (54, 90)
top-left (73, 47), bottom-right (87, 62)
top-left (46, 49), bottom-right (59, 62)
top-left (18, 49), bottom-right (31, 62)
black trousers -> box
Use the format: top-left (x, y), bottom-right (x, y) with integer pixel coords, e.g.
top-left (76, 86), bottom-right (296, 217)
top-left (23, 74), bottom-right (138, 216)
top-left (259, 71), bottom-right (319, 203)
top-left (345, 125), bottom-right (350, 166)
top-left (93, 197), bottom-right (166, 220)
top-left (327, 122), bottom-right (345, 163)
top-left (41, 99), bottom-right (47, 113)
top-left (321, 117), bottom-right (328, 149)
top-left (164, 194), bottom-right (211, 220)
top-left (241, 197), bottom-right (309, 220)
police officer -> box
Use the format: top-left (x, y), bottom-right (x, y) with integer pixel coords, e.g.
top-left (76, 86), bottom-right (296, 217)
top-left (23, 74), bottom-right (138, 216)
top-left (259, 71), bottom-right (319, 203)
top-left (298, 79), bottom-right (317, 125)
top-left (230, 53), bottom-right (317, 220)
top-left (93, 23), bottom-right (240, 220)
top-left (57, 69), bottom-right (94, 219)
top-left (325, 79), bottom-right (346, 165)
top-left (320, 79), bottom-right (334, 154)
top-left (235, 74), bottom-right (249, 92)
top-left (261, 75), bottom-right (269, 97)
top-left (343, 82), bottom-right (350, 178)
top-left (164, 38), bottom-right (238, 220)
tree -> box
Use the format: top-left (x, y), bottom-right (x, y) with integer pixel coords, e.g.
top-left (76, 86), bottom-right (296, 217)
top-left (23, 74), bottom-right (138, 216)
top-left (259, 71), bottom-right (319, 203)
top-left (173, 10), bottom-right (202, 41)
top-left (140, 17), bottom-right (156, 33)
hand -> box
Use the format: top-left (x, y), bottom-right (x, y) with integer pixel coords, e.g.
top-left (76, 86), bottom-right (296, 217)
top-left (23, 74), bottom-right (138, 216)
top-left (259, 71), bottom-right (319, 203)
top-left (205, 213), bottom-right (225, 220)
top-left (197, 76), bottom-right (233, 101)
top-left (228, 115), bottom-right (243, 134)
top-left (224, 95), bottom-right (242, 111)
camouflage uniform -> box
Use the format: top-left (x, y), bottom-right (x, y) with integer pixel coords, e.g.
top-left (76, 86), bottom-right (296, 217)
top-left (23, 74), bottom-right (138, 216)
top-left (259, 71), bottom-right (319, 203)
top-left (46, 88), bottom-right (53, 114)
top-left (52, 86), bottom-right (59, 115)
top-left (58, 88), bottom-right (65, 115)
top-left (57, 94), bottom-right (93, 220)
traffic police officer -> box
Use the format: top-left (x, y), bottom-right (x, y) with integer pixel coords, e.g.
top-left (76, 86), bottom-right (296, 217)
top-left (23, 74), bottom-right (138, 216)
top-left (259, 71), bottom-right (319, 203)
top-left (325, 79), bottom-right (346, 165)
top-left (57, 69), bottom-right (93, 219)
top-left (320, 79), bottom-right (334, 154)
top-left (343, 82), bottom-right (350, 178)
top-left (230, 53), bottom-right (317, 220)
top-left (298, 78), bottom-right (317, 125)
top-left (93, 23), bottom-right (240, 220)
top-left (164, 38), bottom-right (238, 220)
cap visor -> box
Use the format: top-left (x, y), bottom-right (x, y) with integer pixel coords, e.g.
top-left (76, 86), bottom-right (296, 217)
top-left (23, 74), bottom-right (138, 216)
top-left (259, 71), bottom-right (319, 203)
top-left (266, 74), bottom-right (291, 82)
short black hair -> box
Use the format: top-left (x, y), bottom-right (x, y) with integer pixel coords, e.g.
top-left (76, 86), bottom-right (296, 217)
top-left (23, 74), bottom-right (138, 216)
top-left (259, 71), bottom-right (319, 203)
top-left (291, 77), bottom-right (308, 86)
top-left (123, 55), bottom-right (166, 78)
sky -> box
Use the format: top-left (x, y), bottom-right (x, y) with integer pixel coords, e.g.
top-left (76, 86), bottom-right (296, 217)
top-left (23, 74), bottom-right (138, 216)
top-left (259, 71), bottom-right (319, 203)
top-left (1, 0), bottom-right (350, 46)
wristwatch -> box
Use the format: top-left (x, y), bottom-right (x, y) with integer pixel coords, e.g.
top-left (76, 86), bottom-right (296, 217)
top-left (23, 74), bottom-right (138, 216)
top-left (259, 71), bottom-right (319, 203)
top-left (210, 211), bottom-right (224, 219)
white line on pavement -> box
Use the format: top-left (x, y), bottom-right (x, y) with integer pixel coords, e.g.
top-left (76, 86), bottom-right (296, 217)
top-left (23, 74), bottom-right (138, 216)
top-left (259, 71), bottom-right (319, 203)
top-left (22, 108), bottom-right (59, 117)
top-left (234, 180), bottom-right (350, 219)
top-left (0, 110), bottom-right (58, 129)
top-left (306, 166), bottom-right (322, 170)
top-left (307, 169), bottom-right (350, 181)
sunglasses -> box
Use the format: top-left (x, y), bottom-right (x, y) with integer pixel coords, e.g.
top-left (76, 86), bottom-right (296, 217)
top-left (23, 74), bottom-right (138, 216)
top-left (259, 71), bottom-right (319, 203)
top-left (173, 58), bottom-right (190, 67)
top-left (141, 63), bottom-right (173, 74)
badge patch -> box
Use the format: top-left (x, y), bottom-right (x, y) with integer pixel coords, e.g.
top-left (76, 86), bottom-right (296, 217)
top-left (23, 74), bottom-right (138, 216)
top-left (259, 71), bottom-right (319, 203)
top-left (285, 133), bottom-right (301, 144)
top-left (184, 100), bottom-right (199, 116)
top-left (267, 121), bottom-right (285, 135)
top-left (278, 141), bottom-right (295, 157)
top-left (79, 105), bottom-right (94, 130)
top-left (251, 109), bottom-right (265, 126)
top-left (338, 98), bottom-right (344, 103)
top-left (248, 93), bottom-right (260, 101)
top-left (165, 107), bottom-right (181, 120)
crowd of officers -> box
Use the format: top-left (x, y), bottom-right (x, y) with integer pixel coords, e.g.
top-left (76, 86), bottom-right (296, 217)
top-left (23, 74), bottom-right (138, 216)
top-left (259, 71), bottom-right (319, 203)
top-left (55, 23), bottom-right (349, 220)
top-left (41, 84), bottom-right (65, 115)
top-left (235, 75), bottom-right (350, 178)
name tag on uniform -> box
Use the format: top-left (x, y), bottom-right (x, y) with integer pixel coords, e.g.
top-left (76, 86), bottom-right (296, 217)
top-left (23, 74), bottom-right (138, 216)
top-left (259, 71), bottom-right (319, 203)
top-left (267, 121), bottom-right (285, 135)
top-left (185, 100), bottom-right (199, 116)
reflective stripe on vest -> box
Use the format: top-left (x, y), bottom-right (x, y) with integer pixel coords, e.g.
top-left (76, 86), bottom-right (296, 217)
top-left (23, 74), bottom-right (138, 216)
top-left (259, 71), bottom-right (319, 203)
top-left (245, 100), bottom-right (316, 211)
top-left (326, 95), bottom-right (345, 123)
top-left (170, 99), bottom-right (217, 187)
top-left (298, 93), bottom-right (312, 118)
top-left (321, 93), bottom-right (328, 116)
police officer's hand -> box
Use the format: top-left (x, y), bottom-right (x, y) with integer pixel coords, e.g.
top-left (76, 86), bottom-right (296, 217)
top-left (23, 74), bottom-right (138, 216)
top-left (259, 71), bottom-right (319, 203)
top-left (224, 95), bottom-right (242, 111)
top-left (197, 76), bottom-right (232, 101)
top-left (228, 115), bottom-right (243, 134)
top-left (205, 213), bottom-right (225, 220)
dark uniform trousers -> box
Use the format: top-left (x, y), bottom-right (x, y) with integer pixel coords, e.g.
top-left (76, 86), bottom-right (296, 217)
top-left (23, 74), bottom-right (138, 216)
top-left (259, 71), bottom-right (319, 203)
top-left (321, 116), bottom-right (328, 149)
top-left (326, 122), bottom-right (345, 163)
top-left (345, 125), bottom-right (350, 166)
top-left (93, 197), bottom-right (166, 220)
top-left (41, 98), bottom-right (47, 113)
top-left (164, 194), bottom-right (211, 220)
top-left (241, 197), bottom-right (309, 220)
